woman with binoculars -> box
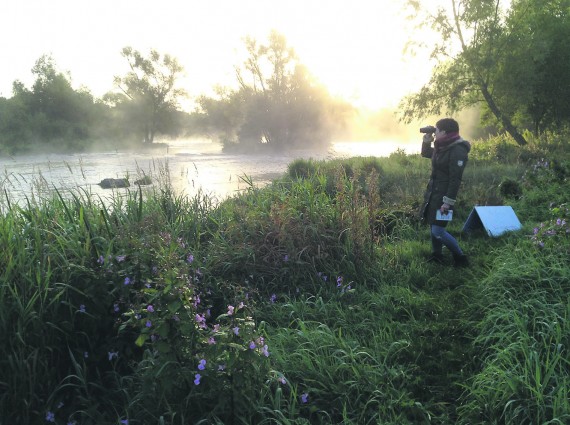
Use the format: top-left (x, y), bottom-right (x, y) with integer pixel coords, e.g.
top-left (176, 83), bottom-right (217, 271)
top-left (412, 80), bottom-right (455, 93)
top-left (419, 118), bottom-right (470, 267)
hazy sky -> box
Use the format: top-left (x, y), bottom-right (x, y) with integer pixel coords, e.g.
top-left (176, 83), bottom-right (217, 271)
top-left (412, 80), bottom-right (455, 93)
top-left (2, 0), bottom-right (441, 110)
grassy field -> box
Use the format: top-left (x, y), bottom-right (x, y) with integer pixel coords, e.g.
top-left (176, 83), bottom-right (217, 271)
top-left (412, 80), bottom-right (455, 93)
top-left (1, 134), bottom-right (569, 424)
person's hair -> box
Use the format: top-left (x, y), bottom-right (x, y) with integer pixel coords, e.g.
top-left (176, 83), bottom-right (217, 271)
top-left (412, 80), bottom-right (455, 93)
top-left (436, 118), bottom-right (459, 133)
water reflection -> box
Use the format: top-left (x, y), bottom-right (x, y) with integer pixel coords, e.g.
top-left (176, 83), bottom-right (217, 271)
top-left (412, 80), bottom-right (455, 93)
top-left (0, 139), bottom-right (417, 209)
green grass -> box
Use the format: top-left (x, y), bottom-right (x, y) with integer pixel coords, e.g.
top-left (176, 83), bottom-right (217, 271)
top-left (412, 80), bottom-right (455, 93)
top-left (1, 137), bottom-right (569, 424)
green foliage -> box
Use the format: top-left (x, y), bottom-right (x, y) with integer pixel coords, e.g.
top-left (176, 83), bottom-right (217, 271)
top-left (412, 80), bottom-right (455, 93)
top-left (287, 159), bottom-right (318, 179)
top-left (0, 55), bottom-right (113, 153)
top-left (0, 52), bottom-right (191, 154)
top-left (1, 143), bottom-right (570, 424)
top-left (402, 0), bottom-right (570, 145)
top-left (457, 242), bottom-right (570, 424)
top-left (499, 178), bottom-right (522, 200)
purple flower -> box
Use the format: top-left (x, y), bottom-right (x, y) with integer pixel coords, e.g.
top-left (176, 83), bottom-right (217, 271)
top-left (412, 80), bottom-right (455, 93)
top-left (218, 364), bottom-right (226, 371)
top-left (57, 401), bottom-right (64, 409)
top-left (270, 294), bottom-right (277, 303)
top-left (233, 326), bottom-right (240, 336)
top-left (84, 351), bottom-right (89, 358)
top-left (124, 277), bottom-right (131, 286)
top-left (249, 341), bottom-right (256, 349)
top-left (120, 420), bottom-right (129, 425)
top-left (227, 305), bottom-right (235, 315)
top-left (46, 411), bottom-right (55, 422)
top-left (194, 373), bottom-right (201, 385)
top-left (187, 254), bottom-right (194, 264)
top-left (79, 304), bottom-right (86, 313)
top-left (301, 392), bottom-right (309, 403)
top-left (208, 337), bottom-right (216, 345)
top-left (278, 376), bottom-right (287, 384)
top-left (198, 359), bottom-right (206, 370)
top-left (116, 255), bottom-right (126, 262)
top-left (261, 344), bottom-right (270, 357)
top-left (145, 320), bottom-right (152, 328)
top-left (213, 324), bottom-right (220, 332)
top-left (195, 314), bottom-right (206, 328)
top-left (97, 255), bottom-right (104, 265)
top-left (108, 351), bottom-right (118, 361)
top-left (114, 303), bottom-right (120, 312)
top-left (147, 305), bottom-right (154, 313)
top-left (337, 276), bottom-right (343, 287)
top-left (283, 254), bottom-right (289, 262)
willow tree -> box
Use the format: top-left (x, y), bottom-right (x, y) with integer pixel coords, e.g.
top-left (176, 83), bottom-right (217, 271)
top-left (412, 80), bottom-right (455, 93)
top-left (401, 0), bottom-right (529, 145)
top-left (113, 47), bottom-right (186, 144)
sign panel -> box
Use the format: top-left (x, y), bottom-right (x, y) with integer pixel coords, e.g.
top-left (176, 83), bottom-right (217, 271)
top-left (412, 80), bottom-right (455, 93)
top-left (462, 206), bottom-right (522, 237)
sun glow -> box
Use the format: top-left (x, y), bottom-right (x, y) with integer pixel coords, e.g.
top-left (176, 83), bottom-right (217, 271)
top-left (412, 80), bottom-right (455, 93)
top-left (1, 0), bottom-right (440, 112)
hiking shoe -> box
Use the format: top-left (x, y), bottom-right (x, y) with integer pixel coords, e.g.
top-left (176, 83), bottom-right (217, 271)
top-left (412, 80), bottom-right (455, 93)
top-left (427, 253), bottom-right (445, 264)
top-left (453, 254), bottom-right (469, 267)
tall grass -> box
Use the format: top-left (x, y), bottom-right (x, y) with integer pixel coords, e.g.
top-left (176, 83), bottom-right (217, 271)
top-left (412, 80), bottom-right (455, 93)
top-left (1, 138), bottom-right (569, 424)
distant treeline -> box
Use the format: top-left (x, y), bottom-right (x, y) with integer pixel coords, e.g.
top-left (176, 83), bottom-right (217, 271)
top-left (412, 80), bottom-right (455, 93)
top-left (0, 31), bottom-right (355, 155)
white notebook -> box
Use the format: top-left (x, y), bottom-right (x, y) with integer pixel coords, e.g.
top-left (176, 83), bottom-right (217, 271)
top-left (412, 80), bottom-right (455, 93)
top-left (436, 210), bottom-right (453, 221)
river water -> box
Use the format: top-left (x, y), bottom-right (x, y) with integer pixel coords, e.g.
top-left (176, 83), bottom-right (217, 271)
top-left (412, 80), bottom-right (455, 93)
top-left (0, 139), bottom-right (417, 209)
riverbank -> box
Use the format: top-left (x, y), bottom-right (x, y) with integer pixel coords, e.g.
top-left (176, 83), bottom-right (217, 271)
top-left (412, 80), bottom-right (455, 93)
top-left (1, 136), bottom-right (569, 424)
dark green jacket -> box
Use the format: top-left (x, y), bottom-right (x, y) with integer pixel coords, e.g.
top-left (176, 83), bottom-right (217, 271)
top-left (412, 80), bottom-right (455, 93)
top-left (420, 137), bottom-right (471, 225)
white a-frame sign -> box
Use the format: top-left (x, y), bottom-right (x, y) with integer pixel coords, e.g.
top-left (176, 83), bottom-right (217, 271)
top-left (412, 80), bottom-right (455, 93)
top-left (462, 206), bottom-right (522, 237)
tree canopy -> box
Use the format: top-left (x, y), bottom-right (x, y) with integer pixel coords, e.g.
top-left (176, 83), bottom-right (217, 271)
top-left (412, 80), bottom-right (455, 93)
top-left (196, 31), bottom-right (352, 152)
top-left (111, 47), bottom-right (187, 144)
top-left (0, 55), bottom-right (105, 153)
top-left (400, 0), bottom-right (570, 145)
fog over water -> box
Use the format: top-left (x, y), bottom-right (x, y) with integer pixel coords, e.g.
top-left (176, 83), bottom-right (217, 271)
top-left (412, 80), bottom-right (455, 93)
top-left (0, 139), bottom-right (419, 209)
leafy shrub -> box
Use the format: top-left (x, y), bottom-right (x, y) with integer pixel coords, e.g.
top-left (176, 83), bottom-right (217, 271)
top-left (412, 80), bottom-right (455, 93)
top-left (499, 178), bottom-right (523, 199)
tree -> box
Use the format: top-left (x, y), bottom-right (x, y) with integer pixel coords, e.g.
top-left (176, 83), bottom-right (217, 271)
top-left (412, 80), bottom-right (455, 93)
top-left (401, 0), bottom-right (529, 145)
top-left (198, 31), bottom-right (350, 151)
top-left (502, 0), bottom-right (570, 134)
top-left (0, 55), bottom-right (105, 153)
top-left (113, 47), bottom-right (186, 144)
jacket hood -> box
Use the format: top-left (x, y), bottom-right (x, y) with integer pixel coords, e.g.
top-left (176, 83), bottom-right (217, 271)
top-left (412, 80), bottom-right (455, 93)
top-left (449, 137), bottom-right (471, 153)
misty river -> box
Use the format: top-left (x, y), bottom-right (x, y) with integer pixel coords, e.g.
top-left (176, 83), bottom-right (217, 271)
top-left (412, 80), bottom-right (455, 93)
top-left (0, 139), bottom-right (418, 209)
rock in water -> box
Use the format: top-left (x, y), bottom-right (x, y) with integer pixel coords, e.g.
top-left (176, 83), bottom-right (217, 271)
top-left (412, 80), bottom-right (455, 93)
top-left (98, 178), bottom-right (130, 189)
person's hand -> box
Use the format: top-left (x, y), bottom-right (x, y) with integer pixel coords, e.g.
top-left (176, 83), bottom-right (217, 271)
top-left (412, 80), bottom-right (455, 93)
top-left (423, 133), bottom-right (434, 143)
top-left (440, 203), bottom-right (451, 213)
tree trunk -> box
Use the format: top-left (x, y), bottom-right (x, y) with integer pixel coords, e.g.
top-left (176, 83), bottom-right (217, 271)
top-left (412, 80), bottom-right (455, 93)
top-left (480, 84), bottom-right (527, 146)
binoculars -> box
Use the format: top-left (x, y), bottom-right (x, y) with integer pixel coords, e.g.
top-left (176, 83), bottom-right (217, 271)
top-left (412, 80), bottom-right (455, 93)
top-left (419, 125), bottom-right (437, 134)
